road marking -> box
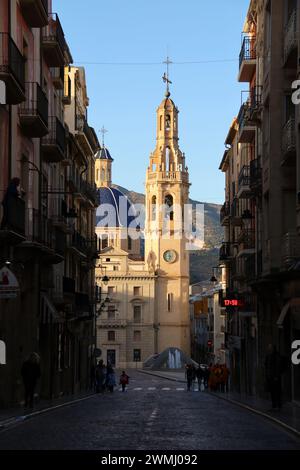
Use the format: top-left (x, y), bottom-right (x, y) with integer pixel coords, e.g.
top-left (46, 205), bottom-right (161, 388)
top-left (176, 388), bottom-right (185, 391)
top-left (134, 387), bottom-right (143, 391)
top-left (162, 387), bottom-right (170, 391)
top-left (148, 387), bottom-right (156, 390)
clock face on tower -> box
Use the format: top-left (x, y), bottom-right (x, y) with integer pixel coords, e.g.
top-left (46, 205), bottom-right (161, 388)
top-left (163, 250), bottom-right (177, 264)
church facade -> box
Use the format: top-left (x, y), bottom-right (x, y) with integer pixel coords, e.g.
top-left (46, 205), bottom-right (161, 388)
top-left (95, 87), bottom-right (191, 368)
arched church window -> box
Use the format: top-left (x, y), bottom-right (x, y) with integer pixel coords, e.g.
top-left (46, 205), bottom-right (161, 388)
top-left (160, 115), bottom-right (162, 131)
top-left (165, 147), bottom-right (170, 172)
top-left (101, 167), bottom-right (105, 182)
top-left (151, 196), bottom-right (157, 221)
top-left (166, 114), bottom-right (171, 130)
top-left (164, 194), bottom-right (174, 221)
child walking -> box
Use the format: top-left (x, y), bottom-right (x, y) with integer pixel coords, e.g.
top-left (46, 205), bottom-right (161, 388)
top-left (119, 371), bottom-right (130, 392)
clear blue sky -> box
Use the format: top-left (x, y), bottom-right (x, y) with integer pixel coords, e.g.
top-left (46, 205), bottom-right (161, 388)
top-left (53, 0), bottom-right (249, 204)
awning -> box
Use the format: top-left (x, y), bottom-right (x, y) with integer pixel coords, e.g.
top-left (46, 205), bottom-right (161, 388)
top-left (40, 294), bottom-right (64, 324)
top-left (277, 301), bottom-right (290, 329)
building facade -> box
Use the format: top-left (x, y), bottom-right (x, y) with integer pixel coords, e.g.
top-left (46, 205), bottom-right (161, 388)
top-left (0, 0), bottom-right (99, 407)
top-left (220, 0), bottom-right (300, 402)
top-left (95, 88), bottom-right (191, 367)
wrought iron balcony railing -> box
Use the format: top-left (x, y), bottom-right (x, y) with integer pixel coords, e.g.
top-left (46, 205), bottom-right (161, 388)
top-left (0, 33), bottom-right (25, 103)
top-left (284, 9), bottom-right (298, 64)
top-left (19, 82), bottom-right (48, 136)
top-left (220, 202), bottom-right (230, 225)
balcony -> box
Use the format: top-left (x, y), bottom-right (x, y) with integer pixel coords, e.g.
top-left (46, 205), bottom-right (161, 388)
top-left (230, 197), bottom-right (242, 226)
top-left (281, 232), bottom-right (300, 267)
top-left (75, 292), bottom-right (91, 316)
top-left (219, 243), bottom-right (232, 263)
top-left (248, 86), bottom-right (262, 122)
top-left (76, 115), bottom-right (99, 155)
top-left (237, 103), bottom-right (256, 144)
top-left (70, 231), bottom-right (88, 257)
top-left (237, 228), bottom-right (255, 256)
top-left (284, 10), bottom-right (298, 67)
top-left (237, 166), bottom-right (251, 199)
top-left (0, 195), bottom-right (26, 244)
top-left (249, 158), bottom-right (262, 194)
top-left (42, 13), bottom-right (66, 67)
top-left (48, 198), bottom-right (74, 233)
top-left (82, 181), bottom-right (100, 207)
top-left (19, 0), bottom-right (48, 27)
top-left (62, 72), bottom-right (71, 104)
top-left (282, 118), bottom-right (296, 166)
top-left (220, 202), bottom-right (230, 226)
top-left (50, 66), bottom-right (64, 89)
top-left (19, 82), bottom-right (48, 137)
top-left (0, 33), bottom-right (25, 104)
top-left (41, 117), bottom-right (65, 162)
top-left (238, 35), bottom-right (256, 82)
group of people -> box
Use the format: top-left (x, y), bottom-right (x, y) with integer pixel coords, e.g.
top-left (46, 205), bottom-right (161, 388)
top-left (185, 364), bottom-right (210, 392)
top-left (93, 360), bottom-right (130, 393)
top-left (185, 363), bottom-right (230, 393)
top-left (207, 363), bottom-right (230, 392)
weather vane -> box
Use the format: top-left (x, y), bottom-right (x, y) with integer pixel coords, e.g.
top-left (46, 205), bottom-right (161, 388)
top-left (163, 56), bottom-right (173, 97)
top-left (99, 126), bottom-right (108, 147)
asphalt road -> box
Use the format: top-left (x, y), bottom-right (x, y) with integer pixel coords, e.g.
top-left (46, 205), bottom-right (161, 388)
top-left (0, 371), bottom-right (299, 451)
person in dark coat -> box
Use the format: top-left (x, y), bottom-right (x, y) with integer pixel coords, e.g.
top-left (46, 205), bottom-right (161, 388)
top-left (265, 344), bottom-right (285, 410)
top-left (1, 177), bottom-right (21, 229)
top-left (21, 353), bottom-right (41, 408)
top-left (95, 360), bottom-right (106, 393)
top-left (185, 364), bottom-right (194, 391)
top-left (106, 363), bottom-right (116, 393)
top-left (196, 366), bottom-right (204, 392)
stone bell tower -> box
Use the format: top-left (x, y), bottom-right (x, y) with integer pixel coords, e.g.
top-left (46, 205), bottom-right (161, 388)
top-left (145, 63), bottom-right (190, 355)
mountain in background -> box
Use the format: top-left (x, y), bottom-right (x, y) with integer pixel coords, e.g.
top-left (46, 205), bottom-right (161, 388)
top-left (113, 185), bottom-right (223, 284)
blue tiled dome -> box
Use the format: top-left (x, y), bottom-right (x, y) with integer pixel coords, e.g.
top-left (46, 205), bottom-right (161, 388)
top-left (96, 187), bottom-right (138, 228)
top-left (95, 147), bottom-right (113, 161)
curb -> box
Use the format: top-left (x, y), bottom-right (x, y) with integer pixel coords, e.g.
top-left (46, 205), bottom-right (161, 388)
top-left (0, 393), bottom-right (96, 432)
top-left (138, 370), bottom-right (300, 439)
top-left (209, 392), bottom-right (300, 440)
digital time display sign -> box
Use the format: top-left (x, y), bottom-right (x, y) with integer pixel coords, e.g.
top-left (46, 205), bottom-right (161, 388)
top-left (222, 299), bottom-right (245, 308)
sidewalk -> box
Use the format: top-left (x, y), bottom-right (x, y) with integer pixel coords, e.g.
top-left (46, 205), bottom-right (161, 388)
top-left (138, 369), bottom-right (300, 437)
top-left (0, 390), bottom-right (95, 430)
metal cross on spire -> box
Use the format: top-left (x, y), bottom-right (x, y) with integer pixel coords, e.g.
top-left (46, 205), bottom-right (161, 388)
top-left (162, 56), bottom-right (173, 97)
top-left (99, 126), bottom-right (108, 147)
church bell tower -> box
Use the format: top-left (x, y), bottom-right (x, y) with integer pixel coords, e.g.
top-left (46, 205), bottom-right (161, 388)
top-left (145, 62), bottom-right (190, 355)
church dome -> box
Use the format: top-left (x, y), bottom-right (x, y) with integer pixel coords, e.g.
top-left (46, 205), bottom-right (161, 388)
top-left (96, 187), bottom-right (138, 228)
top-left (95, 146), bottom-right (113, 161)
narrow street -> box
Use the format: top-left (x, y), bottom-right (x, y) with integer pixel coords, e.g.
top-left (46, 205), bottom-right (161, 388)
top-left (0, 372), bottom-right (299, 451)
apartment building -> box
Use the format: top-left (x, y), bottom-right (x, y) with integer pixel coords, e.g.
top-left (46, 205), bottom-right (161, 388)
top-left (220, 0), bottom-right (300, 402)
top-left (0, 1), bottom-right (99, 406)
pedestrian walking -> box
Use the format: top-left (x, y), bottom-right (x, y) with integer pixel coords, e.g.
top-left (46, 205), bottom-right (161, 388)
top-left (106, 363), bottom-right (116, 393)
top-left (95, 360), bottom-right (106, 393)
top-left (119, 371), bottom-right (130, 392)
top-left (21, 352), bottom-right (41, 409)
top-left (196, 366), bottom-right (204, 392)
top-left (265, 344), bottom-right (286, 410)
top-left (185, 364), bottom-right (194, 391)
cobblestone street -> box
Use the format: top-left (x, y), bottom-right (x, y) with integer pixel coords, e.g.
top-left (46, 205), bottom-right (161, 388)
top-left (0, 372), bottom-right (299, 451)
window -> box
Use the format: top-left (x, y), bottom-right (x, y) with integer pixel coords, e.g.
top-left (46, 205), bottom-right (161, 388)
top-left (167, 293), bottom-right (173, 312)
top-left (108, 331), bottom-right (115, 341)
top-left (133, 349), bottom-right (141, 362)
top-left (151, 196), bottom-right (157, 221)
top-left (134, 286), bottom-right (141, 296)
top-left (133, 305), bottom-right (142, 323)
top-left (165, 194), bottom-right (174, 221)
top-left (101, 235), bottom-right (108, 250)
top-left (107, 305), bottom-right (115, 320)
top-left (128, 235), bottom-right (132, 251)
top-left (108, 286), bottom-right (115, 295)
top-left (113, 265), bottom-right (119, 271)
top-left (133, 331), bottom-right (141, 342)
